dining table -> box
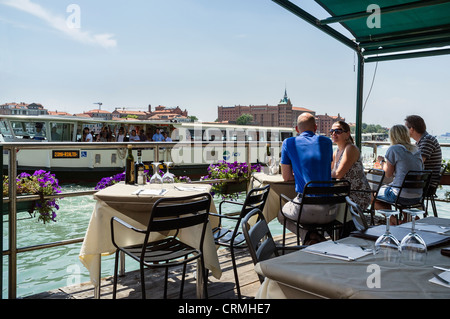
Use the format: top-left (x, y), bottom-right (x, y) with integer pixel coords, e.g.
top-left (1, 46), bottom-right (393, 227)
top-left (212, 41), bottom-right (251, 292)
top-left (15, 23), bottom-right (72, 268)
top-left (254, 216), bottom-right (450, 299)
top-left (78, 182), bottom-right (222, 298)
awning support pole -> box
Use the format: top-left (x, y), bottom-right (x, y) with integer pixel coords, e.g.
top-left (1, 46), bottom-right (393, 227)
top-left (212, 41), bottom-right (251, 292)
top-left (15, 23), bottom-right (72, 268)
top-left (355, 52), bottom-right (364, 150)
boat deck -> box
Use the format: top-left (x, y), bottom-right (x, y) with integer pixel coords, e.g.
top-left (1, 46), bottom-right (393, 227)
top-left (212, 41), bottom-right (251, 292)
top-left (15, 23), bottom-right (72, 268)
top-left (26, 233), bottom-right (297, 299)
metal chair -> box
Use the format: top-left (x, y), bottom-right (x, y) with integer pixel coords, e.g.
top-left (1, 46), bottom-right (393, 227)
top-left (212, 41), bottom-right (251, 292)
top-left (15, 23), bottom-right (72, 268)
top-left (365, 168), bottom-right (386, 224)
top-left (376, 170), bottom-right (432, 221)
top-left (279, 180), bottom-right (351, 247)
top-left (424, 164), bottom-right (447, 217)
top-left (345, 196), bottom-right (369, 232)
top-left (110, 193), bottom-right (212, 299)
top-left (210, 184), bottom-right (270, 299)
top-left (241, 208), bottom-right (305, 283)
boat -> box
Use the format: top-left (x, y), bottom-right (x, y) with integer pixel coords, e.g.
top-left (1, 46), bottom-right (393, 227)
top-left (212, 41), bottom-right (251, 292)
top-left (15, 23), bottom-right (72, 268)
top-left (0, 114), bottom-right (295, 182)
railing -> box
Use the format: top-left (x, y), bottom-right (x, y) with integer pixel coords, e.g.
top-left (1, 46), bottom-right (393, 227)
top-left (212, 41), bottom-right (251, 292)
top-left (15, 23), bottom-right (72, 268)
top-left (2, 140), bottom-right (449, 299)
top-left (362, 140), bottom-right (450, 157)
top-left (1, 141), bottom-right (280, 299)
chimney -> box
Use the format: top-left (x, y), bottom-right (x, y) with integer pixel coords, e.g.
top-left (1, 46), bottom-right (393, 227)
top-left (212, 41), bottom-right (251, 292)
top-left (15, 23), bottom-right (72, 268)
top-left (148, 104), bottom-right (152, 113)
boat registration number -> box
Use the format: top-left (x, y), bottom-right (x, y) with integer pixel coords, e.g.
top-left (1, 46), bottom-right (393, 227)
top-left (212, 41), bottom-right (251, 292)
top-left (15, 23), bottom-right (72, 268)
top-left (52, 150), bottom-right (80, 159)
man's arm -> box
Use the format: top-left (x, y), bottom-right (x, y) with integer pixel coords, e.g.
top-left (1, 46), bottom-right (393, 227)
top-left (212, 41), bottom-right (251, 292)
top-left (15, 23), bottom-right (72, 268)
top-left (281, 163), bottom-right (295, 181)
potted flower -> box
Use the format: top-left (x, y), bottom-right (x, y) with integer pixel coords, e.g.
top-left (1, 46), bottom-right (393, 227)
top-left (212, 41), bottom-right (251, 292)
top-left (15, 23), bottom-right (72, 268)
top-left (2, 170), bottom-right (62, 223)
top-left (200, 161), bottom-right (262, 199)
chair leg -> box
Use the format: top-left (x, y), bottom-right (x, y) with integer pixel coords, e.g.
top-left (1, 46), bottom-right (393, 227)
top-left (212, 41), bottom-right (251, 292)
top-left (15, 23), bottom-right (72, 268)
top-left (431, 197), bottom-right (438, 217)
top-left (140, 265), bottom-right (146, 299)
top-left (201, 255), bottom-right (209, 299)
top-left (229, 246), bottom-right (241, 299)
top-left (112, 250), bottom-right (119, 299)
top-left (180, 257), bottom-right (188, 299)
top-left (163, 267), bottom-right (169, 299)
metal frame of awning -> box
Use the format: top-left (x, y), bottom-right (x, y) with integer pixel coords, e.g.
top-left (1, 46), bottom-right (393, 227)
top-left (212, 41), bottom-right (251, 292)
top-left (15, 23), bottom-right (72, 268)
top-left (272, 0), bottom-right (450, 148)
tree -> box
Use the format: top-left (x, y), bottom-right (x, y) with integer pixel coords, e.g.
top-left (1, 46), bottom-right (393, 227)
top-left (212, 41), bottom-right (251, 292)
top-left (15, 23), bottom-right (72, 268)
top-left (188, 116), bottom-right (198, 122)
top-left (236, 113), bottom-right (253, 125)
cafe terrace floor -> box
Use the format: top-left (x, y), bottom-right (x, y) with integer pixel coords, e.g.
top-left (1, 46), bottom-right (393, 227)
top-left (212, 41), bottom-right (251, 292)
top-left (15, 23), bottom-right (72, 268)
top-left (25, 233), bottom-right (297, 299)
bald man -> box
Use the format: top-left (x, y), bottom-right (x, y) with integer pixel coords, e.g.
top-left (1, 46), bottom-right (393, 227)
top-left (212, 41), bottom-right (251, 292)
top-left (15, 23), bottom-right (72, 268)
top-left (278, 113), bottom-right (334, 244)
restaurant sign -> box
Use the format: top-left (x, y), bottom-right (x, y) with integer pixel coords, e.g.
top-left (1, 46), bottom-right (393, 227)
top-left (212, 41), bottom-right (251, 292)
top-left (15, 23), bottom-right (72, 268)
top-left (52, 150), bottom-right (80, 159)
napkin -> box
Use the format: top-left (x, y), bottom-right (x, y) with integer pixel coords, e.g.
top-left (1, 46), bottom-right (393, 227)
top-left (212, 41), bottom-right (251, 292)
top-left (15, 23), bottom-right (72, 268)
top-left (303, 241), bottom-right (372, 261)
top-left (399, 223), bottom-right (450, 234)
top-left (174, 186), bottom-right (208, 192)
top-left (132, 189), bottom-right (168, 196)
top-left (429, 271), bottom-right (450, 288)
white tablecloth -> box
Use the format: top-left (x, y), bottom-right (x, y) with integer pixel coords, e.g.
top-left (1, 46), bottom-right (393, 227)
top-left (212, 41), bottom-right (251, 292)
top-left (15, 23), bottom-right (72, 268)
top-left (79, 182), bottom-right (222, 288)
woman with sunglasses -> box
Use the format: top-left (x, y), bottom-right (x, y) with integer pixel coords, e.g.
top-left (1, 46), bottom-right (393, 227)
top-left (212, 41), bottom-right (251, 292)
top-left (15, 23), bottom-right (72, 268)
top-left (330, 121), bottom-right (371, 212)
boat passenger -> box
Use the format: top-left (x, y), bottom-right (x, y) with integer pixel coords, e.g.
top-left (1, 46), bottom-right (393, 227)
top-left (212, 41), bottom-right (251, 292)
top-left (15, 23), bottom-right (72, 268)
top-left (375, 124), bottom-right (423, 212)
top-left (163, 131), bottom-right (172, 142)
top-left (331, 121), bottom-right (371, 211)
top-left (277, 113), bottom-right (333, 245)
top-left (33, 122), bottom-right (46, 140)
top-left (83, 127), bottom-right (93, 142)
top-left (152, 128), bottom-right (164, 142)
top-left (116, 127), bottom-right (126, 142)
top-left (138, 130), bottom-right (147, 141)
top-left (405, 115), bottom-right (442, 199)
top-left (129, 129), bottom-right (140, 141)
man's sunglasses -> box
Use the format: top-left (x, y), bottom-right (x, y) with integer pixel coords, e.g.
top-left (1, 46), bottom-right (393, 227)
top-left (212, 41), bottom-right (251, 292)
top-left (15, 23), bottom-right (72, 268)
top-left (329, 129), bottom-right (347, 135)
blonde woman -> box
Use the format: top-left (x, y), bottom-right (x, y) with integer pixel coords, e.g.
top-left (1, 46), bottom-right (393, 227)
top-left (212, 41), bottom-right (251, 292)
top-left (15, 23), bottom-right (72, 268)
top-left (331, 121), bottom-right (371, 210)
top-left (375, 124), bottom-right (423, 210)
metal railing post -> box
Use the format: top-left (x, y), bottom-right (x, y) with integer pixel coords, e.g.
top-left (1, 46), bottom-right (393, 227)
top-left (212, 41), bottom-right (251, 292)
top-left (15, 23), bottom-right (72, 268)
top-left (0, 144), bottom-right (2, 299)
top-left (8, 146), bottom-right (17, 299)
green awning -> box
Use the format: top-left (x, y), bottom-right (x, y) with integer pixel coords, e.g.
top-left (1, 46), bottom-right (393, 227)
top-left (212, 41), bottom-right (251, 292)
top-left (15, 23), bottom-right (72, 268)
top-left (273, 0), bottom-right (450, 62)
top-left (272, 0), bottom-right (450, 148)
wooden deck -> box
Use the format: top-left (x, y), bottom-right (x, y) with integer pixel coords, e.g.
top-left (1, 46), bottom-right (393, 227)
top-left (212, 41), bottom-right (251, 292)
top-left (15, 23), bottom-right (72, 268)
top-left (26, 233), bottom-right (297, 299)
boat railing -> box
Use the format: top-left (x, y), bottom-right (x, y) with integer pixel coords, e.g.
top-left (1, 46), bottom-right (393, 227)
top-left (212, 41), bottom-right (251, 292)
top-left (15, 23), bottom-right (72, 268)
top-left (1, 140), bottom-right (283, 299)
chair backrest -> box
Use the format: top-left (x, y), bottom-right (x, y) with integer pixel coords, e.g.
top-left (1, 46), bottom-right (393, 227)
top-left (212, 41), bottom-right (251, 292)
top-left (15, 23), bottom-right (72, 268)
top-left (146, 193), bottom-right (212, 239)
top-left (239, 184), bottom-right (270, 218)
top-left (345, 196), bottom-right (369, 231)
top-left (396, 170), bottom-right (432, 203)
top-left (366, 168), bottom-right (385, 194)
top-left (301, 180), bottom-right (351, 205)
top-left (241, 208), bottom-right (278, 267)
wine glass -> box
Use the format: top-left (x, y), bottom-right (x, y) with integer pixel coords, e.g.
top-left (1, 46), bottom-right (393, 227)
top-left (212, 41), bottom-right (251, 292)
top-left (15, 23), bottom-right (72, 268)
top-left (266, 155), bottom-right (273, 175)
top-left (400, 209), bottom-right (427, 266)
top-left (149, 162), bottom-right (163, 185)
top-left (162, 162), bottom-right (175, 185)
top-left (374, 209), bottom-right (401, 263)
top-left (270, 157), bottom-right (279, 175)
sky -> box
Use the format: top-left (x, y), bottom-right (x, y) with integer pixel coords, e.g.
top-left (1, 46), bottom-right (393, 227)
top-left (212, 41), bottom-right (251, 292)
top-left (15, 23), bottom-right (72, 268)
top-left (0, 0), bottom-right (449, 135)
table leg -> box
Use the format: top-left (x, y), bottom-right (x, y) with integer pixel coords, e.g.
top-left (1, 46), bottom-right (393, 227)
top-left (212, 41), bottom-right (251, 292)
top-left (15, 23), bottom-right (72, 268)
top-left (94, 254), bottom-right (101, 299)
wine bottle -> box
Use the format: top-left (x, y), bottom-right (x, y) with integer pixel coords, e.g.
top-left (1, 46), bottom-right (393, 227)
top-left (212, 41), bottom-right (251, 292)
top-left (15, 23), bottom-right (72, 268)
top-left (125, 145), bottom-right (135, 184)
top-left (134, 149), bottom-right (145, 185)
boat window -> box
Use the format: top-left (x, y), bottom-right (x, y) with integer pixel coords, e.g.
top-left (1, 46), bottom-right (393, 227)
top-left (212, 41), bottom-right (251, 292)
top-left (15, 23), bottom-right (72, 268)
top-left (10, 121), bottom-right (47, 140)
top-left (50, 122), bottom-right (75, 141)
top-left (281, 131), bottom-right (293, 140)
top-left (0, 120), bottom-right (12, 138)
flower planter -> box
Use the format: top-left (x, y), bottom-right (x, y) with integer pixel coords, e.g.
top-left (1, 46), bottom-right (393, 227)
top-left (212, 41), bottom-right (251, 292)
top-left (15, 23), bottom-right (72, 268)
top-left (219, 179), bottom-right (249, 195)
top-left (2, 200), bottom-right (35, 213)
top-left (440, 173), bottom-right (450, 186)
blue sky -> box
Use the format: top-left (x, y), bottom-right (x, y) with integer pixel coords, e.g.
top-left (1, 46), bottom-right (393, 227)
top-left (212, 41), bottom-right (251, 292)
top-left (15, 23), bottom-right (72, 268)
top-left (0, 0), bottom-right (449, 135)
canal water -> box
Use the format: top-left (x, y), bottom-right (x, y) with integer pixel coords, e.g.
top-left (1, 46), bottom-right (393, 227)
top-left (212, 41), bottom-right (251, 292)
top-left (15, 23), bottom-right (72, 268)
top-left (2, 144), bottom-right (450, 298)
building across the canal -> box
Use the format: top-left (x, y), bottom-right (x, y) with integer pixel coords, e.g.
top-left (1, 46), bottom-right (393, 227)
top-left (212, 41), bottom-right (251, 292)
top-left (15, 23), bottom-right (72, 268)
top-left (217, 90), bottom-right (344, 135)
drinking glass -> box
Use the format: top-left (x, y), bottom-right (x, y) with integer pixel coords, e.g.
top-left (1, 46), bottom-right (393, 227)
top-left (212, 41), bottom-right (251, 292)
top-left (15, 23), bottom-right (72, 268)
top-left (374, 209), bottom-right (401, 263)
top-left (270, 158), bottom-right (279, 175)
top-left (266, 155), bottom-right (273, 175)
top-left (400, 209), bottom-right (427, 266)
top-left (162, 162), bottom-right (175, 184)
top-left (149, 162), bottom-right (163, 185)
